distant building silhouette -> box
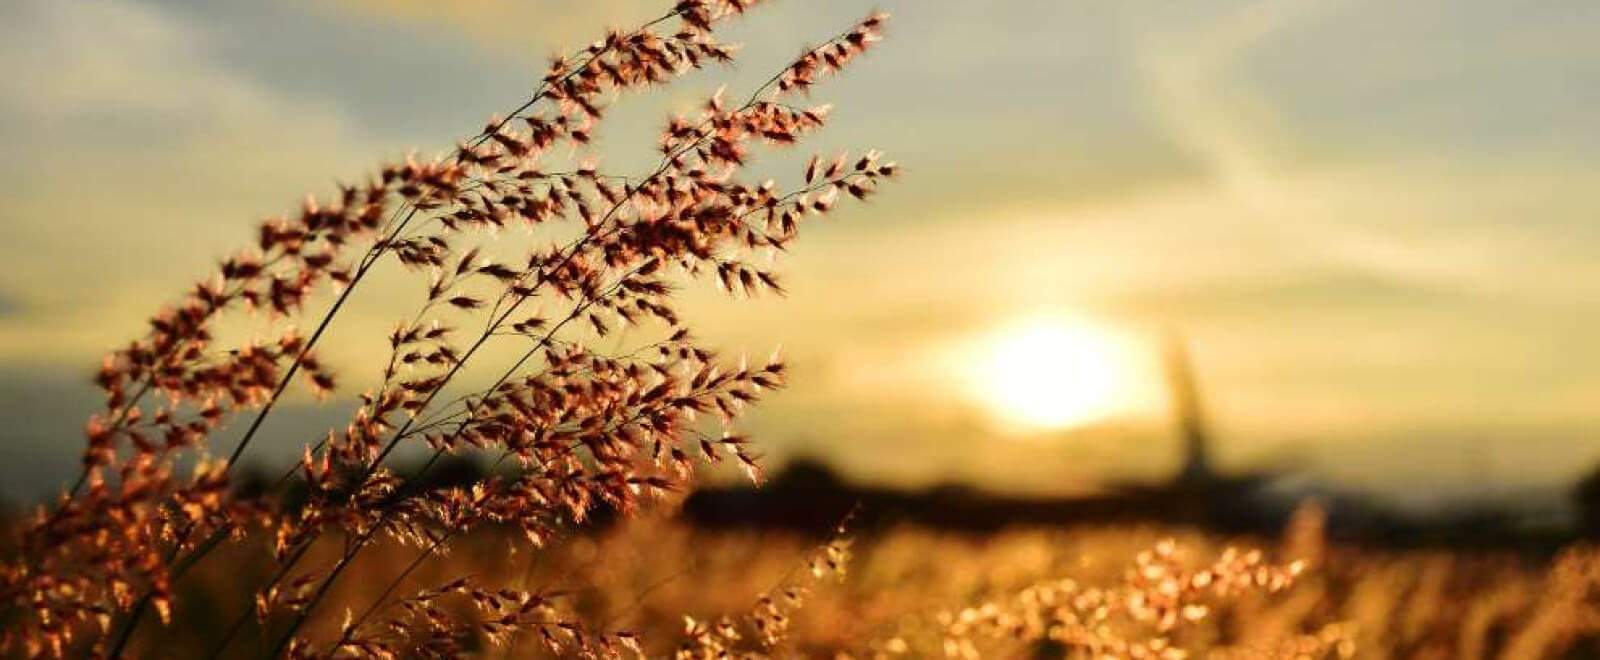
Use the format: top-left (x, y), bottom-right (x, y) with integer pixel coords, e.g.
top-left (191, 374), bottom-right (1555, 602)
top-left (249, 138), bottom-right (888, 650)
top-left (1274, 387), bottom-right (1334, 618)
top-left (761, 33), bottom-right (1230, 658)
top-left (1164, 333), bottom-right (1215, 488)
top-left (674, 331), bottom-right (1578, 550)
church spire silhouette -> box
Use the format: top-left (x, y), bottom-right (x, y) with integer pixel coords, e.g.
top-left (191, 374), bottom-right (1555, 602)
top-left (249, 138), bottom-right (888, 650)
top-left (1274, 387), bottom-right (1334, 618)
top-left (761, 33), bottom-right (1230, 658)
top-left (1163, 332), bottom-right (1214, 486)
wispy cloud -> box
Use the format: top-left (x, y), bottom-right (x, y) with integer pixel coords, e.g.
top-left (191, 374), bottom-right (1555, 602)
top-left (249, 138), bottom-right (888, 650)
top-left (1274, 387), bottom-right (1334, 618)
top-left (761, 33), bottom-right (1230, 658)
top-left (308, 0), bottom-right (646, 55)
top-left (0, 0), bottom-right (376, 363)
top-left (1122, 0), bottom-right (1595, 303)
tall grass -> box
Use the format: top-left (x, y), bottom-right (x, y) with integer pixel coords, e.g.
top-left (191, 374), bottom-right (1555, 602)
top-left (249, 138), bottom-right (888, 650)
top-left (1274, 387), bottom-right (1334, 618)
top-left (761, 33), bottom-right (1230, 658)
top-left (1, 1), bottom-right (892, 656)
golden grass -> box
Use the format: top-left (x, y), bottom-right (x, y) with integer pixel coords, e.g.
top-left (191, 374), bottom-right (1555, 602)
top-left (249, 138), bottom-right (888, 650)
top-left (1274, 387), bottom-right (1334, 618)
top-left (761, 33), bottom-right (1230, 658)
top-left (1, 0), bottom-right (894, 655)
top-left (95, 504), bottom-right (1600, 659)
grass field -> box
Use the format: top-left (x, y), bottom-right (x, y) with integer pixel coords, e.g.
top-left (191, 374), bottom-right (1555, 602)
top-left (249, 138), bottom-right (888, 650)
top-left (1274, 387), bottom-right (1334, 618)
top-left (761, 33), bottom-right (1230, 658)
top-left (75, 501), bottom-right (1592, 659)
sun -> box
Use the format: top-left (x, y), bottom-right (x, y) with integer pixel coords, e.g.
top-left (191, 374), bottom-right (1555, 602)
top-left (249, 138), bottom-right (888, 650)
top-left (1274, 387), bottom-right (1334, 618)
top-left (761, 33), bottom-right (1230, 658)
top-left (970, 316), bottom-right (1136, 432)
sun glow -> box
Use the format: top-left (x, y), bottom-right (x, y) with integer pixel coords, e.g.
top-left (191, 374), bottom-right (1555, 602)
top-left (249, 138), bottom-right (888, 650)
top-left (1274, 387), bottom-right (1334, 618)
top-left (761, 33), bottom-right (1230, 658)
top-left (970, 316), bottom-right (1138, 432)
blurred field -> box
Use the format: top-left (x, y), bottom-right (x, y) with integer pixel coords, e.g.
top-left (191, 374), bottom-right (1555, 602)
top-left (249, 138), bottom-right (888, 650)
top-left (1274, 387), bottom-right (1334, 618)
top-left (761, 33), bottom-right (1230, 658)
top-left (100, 500), bottom-right (1600, 660)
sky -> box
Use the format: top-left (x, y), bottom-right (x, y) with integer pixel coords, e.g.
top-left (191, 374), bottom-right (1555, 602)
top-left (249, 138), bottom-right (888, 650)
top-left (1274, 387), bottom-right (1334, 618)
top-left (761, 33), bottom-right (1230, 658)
top-left (1, 0), bottom-right (1598, 507)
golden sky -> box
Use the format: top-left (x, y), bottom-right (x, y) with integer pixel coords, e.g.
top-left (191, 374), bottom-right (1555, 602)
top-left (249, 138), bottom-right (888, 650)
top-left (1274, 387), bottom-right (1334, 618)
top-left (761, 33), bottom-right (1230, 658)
top-left (1, 0), bottom-right (1598, 505)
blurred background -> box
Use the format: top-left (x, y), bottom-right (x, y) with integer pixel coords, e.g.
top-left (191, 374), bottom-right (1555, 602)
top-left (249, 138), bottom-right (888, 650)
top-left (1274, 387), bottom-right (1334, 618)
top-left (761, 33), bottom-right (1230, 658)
top-left (2, 0), bottom-right (1598, 521)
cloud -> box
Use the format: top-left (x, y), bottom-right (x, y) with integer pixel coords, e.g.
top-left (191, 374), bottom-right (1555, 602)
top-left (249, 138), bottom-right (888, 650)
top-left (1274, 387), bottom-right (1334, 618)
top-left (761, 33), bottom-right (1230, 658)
top-left (0, 0), bottom-right (378, 364)
top-left (0, 0), bottom-right (330, 130)
top-left (307, 0), bottom-right (648, 55)
top-left (1119, 0), bottom-right (1595, 303)
top-left (0, 0), bottom-right (193, 118)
